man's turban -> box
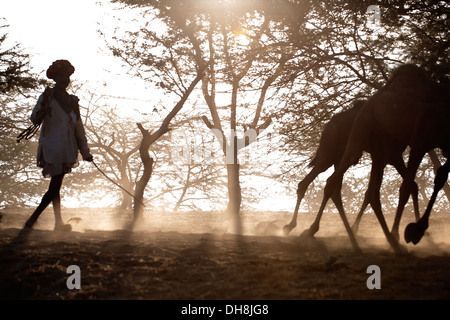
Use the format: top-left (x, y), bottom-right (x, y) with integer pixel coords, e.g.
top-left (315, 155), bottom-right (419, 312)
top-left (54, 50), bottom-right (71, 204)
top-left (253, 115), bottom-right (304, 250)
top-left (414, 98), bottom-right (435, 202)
top-left (46, 60), bottom-right (75, 80)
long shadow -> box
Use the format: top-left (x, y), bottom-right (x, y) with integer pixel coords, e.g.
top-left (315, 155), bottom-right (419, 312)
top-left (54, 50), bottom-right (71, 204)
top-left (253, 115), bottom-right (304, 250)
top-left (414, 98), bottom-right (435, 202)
top-left (8, 226), bottom-right (33, 245)
top-left (0, 227), bottom-right (35, 299)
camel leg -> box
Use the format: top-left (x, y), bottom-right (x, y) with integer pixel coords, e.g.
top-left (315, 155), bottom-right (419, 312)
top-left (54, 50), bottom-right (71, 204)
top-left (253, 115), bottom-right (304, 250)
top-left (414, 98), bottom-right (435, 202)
top-left (301, 166), bottom-right (362, 253)
top-left (283, 165), bottom-right (327, 235)
top-left (301, 185), bottom-right (330, 238)
top-left (391, 148), bottom-right (425, 241)
top-left (366, 158), bottom-right (405, 254)
top-left (411, 183), bottom-right (420, 222)
top-left (300, 171), bottom-right (343, 237)
top-left (329, 178), bottom-right (362, 253)
top-left (405, 159), bottom-right (450, 244)
top-left (352, 189), bottom-right (371, 234)
top-left (390, 153), bottom-right (420, 240)
top-left (301, 103), bottom-right (367, 251)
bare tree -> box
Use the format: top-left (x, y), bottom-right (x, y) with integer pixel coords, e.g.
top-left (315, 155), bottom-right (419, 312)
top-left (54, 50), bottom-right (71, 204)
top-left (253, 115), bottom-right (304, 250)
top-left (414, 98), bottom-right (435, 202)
top-left (84, 105), bottom-right (140, 210)
top-left (107, 0), bottom-right (306, 233)
top-left (132, 69), bottom-right (205, 224)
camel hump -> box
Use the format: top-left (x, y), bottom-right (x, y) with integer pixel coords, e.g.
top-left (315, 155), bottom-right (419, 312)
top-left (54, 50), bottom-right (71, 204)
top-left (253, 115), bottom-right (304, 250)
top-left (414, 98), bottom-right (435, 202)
top-left (352, 99), bottom-right (366, 109)
top-left (382, 64), bottom-right (433, 96)
top-left (389, 64), bottom-right (429, 83)
top-left (308, 99), bottom-right (365, 167)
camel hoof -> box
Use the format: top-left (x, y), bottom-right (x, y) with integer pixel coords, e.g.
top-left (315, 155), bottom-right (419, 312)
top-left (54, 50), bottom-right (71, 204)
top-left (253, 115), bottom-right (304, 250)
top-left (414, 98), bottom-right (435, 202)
top-left (391, 231), bottom-right (400, 243)
top-left (282, 224), bottom-right (295, 235)
top-left (299, 228), bottom-right (316, 239)
top-left (391, 241), bottom-right (408, 255)
top-left (404, 222), bottom-right (424, 245)
top-left (54, 224), bottom-right (72, 233)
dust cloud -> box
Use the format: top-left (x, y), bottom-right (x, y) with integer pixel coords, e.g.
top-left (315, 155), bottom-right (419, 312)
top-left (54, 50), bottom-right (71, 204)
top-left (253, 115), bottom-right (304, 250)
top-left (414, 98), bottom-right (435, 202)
top-left (2, 207), bottom-right (449, 256)
top-left (1, 207), bottom-right (450, 299)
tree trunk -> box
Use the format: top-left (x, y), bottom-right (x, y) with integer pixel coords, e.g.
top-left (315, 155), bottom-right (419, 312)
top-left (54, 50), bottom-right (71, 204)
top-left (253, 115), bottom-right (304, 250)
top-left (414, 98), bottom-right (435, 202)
top-left (133, 123), bottom-right (154, 225)
top-left (415, 175), bottom-right (430, 205)
top-left (133, 158), bottom-right (153, 224)
top-left (226, 163), bottom-right (242, 235)
top-left (119, 190), bottom-right (132, 212)
top-left (131, 68), bottom-right (206, 227)
top-left (117, 160), bottom-right (133, 211)
top-left (118, 174), bottom-right (134, 211)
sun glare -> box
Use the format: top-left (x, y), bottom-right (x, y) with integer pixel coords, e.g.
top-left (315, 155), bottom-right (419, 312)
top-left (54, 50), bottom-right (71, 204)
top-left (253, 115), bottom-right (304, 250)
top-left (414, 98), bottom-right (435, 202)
top-left (232, 26), bottom-right (251, 46)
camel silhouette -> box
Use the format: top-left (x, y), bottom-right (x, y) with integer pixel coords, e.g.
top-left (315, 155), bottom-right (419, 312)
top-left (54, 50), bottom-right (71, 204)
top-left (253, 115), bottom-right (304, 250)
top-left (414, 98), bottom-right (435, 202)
top-left (377, 65), bottom-right (449, 245)
top-left (302, 64), bottom-right (449, 253)
top-left (283, 99), bottom-right (421, 242)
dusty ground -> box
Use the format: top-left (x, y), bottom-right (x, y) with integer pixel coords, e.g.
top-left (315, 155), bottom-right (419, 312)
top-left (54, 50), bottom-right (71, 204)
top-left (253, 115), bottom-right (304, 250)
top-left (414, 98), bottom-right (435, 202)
top-left (0, 208), bottom-right (449, 301)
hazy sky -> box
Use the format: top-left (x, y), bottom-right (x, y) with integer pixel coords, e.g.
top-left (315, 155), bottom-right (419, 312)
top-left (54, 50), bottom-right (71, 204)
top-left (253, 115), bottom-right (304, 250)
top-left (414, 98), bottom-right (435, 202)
top-left (3, 1), bottom-right (105, 77)
top-left (2, 0), bottom-right (296, 211)
top-left (2, 0), bottom-right (150, 103)
top-left (2, 0), bottom-right (167, 207)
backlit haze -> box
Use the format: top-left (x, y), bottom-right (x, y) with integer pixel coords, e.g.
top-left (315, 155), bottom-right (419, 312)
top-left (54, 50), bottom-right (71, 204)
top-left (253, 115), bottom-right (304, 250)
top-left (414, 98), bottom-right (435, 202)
top-left (1, 0), bottom-right (299, 212)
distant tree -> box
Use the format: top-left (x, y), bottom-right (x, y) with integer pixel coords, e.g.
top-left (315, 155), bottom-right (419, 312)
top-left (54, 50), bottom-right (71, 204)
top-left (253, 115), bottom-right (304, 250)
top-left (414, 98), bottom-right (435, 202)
top-left (0, 20), bottom-right (43, 94)
top-left (0, 20), bottom-right (47, 209)
top-left (0, 93), bottom-right (47, 208)
top-left (104, 0), bottom-right (449, 223)
top-left (107, 0), bottom-right (308, 233)
top-left (72, 86), bottom-right (222, 213)
top-left (131, 69), bottom-right (205, 224)
top-left (81, 94), bottom-right (141, 211)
